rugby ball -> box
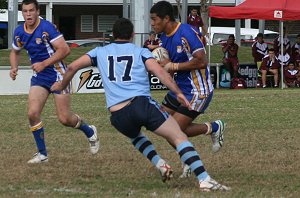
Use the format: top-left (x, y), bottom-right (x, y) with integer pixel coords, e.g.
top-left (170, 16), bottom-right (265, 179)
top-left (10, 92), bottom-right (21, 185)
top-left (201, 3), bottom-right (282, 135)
top-left (152, 47), bottom-right (169, 62)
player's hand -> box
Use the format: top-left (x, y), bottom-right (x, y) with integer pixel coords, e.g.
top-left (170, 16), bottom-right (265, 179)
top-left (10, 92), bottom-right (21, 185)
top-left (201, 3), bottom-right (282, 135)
top-left (32, 62), bottom-right (46, 73)
top-left (10, 68), bottom-right (18, 80)
top-left (51, 81), bottom-right (63, 92)
top-left (159, 59), bottom-right (172, 72)
top-left (176, 93), bottom-right (192, 110)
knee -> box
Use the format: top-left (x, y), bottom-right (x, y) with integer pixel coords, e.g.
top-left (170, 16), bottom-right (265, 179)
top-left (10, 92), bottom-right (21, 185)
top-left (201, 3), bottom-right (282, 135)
top-left (57, 114), bottom-right (71, 126)
top-left (28, 110), bottom-right (40, 122)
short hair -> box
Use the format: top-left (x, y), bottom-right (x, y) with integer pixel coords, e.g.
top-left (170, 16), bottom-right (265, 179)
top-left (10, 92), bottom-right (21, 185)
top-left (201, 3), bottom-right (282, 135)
top-left (149, 31), bottom-right (156, 35)
top-left (228, 34), bottom-right (235, 39)
top-left (22, 0), bottom-right (39, 10)
top-left (297, 34), bottom-right (300, 38)
top-left (257, 33), bottom-right (264, 38)
top-left (268, 48), bottom-right (275, 52)
top-left (112, 18), bottom-right (133, 40)
top-left (150, 1), bottom-right (175, 22)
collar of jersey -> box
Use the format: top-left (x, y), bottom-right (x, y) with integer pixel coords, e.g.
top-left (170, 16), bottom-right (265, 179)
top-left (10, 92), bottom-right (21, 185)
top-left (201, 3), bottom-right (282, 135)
top-left (114, 41), bottom-right (130, 44)
top-left (167, 22), bottom-right (181, 37)
top-left (24, 18), bottom-right (41, 34)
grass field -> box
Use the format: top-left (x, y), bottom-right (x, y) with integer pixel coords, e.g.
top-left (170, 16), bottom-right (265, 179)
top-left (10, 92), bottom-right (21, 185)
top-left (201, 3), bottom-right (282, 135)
top-left (0, 89), bottom-right (299, 197)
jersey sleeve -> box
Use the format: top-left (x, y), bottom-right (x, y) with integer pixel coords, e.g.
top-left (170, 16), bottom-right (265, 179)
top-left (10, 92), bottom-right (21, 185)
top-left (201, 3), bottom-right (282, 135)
top-left (86, 48), bottom-right (99, 66)
top-left (43, 20), bottom-right (63, 43)
top-left (12, 27), bottom-right (23, 51)
top-left (181, 25), bottom-right (204, 55)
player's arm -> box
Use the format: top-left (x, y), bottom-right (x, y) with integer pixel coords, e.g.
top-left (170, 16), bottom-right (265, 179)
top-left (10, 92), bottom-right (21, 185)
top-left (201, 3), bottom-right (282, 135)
top-left (9, 48), bottom-right (21, 80)
top-left (146, 58), bottom-right (191, 109)
top-left (51, 54), bottom-right (92, 92)
top-left (32, 37), bottom-right (70, 73)
top-left (162, 49), bottom-right (208, 72)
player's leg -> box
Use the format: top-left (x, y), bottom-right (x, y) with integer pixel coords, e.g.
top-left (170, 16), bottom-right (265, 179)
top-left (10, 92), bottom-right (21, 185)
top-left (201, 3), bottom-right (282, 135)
top-left (53, 93), bottom-right (99, 154)
top-left (130, 132), bottom-right (173, 182)
top-left (261, 69), bottom-right (267, 88)
top-left (270, 69), bottom-right (279, 87)
top-left (154, 116), bottom-right (230, 191)
top-left (27, 86), bottom-right (49, 163)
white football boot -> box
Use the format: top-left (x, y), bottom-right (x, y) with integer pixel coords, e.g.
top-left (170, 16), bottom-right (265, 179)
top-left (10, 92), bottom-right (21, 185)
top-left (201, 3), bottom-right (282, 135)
top-left (88, 125), bottom-right (100, 154)
top-left (27, 152), bottom-right (48, 164)
top-left (158, 163), bottom-right (173, 182)
top-left (211, 120), bottom-right (225, 153)
top-left (199, 176), bottom-right (231, 192)
top-left (179, 163), bottom-right (192, 178)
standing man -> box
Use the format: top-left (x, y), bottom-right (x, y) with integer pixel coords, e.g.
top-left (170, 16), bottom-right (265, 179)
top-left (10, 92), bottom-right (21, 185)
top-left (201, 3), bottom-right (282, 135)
top-left (51, 17), bottom-right (230, 192)
top-left (187, 7), bottom-right (207, 37)
top-left (252, 33), bottom-right (269, 65)
top-left (150, 1), bottom-right (225, 177)
top-left (291, 34), bottom-right (300, 64)
top-left (9, 0), bottom-right (99, 163)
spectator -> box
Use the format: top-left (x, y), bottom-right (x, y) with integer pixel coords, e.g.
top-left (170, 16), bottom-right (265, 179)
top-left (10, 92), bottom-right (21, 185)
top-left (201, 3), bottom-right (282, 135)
top-left (187, 7), bottom-right (207, 37)
top-left (143, 31), bottom-right (160, 51)
top-left (277, 47), bottom-right (291, 68)
top-left (222, 34), bottom-right (239, 78)
top-left (273, 27), bottom-right (291, 55)
top-left (291, 34), bottom-right (300, 64)
top-left (284, 62), bottom-right (300, 87)
top-left (260, 48), bottom-right (279, 88)
top-left (252, 33), bottom-right (268, 65)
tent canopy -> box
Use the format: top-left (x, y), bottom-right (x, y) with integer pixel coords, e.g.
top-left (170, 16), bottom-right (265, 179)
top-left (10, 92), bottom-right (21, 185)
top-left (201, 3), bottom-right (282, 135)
top-left (209, 0), bottom-right (300, 21)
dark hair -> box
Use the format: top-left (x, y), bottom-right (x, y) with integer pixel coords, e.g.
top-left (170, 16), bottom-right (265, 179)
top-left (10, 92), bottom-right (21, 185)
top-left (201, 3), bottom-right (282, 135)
top-left (150, 1), bottom-right (175, 22)
top-left (112, 18), bottom-right (133, 40)
top-left (228, 34), bottom-right (235, 39)
top-left (257, 33), bottom-right (264, 38)
top-left (22, 0), bottom-right (39, 10)
top-left (297, 34), bottom-right (300, 38)
top-left (268, 48), bottom-right (275, 52)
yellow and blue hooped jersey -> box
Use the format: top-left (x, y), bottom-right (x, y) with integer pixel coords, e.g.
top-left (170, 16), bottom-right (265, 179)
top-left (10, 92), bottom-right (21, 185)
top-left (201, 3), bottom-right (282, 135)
top-left (12, 18), bottom-right (67, 85)
top-left (160, 23), bottom-right (213, 100)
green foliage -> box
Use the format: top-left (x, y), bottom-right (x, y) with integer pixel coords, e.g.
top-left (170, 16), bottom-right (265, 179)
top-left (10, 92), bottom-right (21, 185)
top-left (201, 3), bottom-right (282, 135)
top-left (0, 0), bottom-right (7, 10)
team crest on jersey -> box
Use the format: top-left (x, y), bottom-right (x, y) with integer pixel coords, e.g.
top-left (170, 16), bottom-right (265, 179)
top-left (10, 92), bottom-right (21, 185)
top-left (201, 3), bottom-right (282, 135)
top-left (42, 32), bottom-right (49, 42)
top-left (36, 38), bottom-right (42, 44)
top-left (15, 36), bottom-right (23, 47)
top-left (177, 46), bottom-right (182, 53)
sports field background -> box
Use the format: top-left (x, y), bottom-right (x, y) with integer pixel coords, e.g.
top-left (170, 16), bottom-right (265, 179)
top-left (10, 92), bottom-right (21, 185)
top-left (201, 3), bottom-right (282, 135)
top-left (0, 89), bottom-right (299, 197)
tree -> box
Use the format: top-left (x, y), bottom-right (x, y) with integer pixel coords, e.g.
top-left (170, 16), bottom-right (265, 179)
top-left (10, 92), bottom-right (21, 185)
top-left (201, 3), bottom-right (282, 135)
top-left (0, 0), bottom-right (7, 10)
top-left (200, 0), bottom-right (212, 33)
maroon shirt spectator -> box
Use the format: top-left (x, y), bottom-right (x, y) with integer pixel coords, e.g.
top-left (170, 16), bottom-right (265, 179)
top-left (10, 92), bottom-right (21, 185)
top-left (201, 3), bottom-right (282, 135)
top-left (284, 62), bottom-right (300, 87)
top-left (252, 33), bottom-right (268, 63)
top-left (273, 27), bottom-right (291, 55)
top-left (291, 34), bottom-right (300, 64)
top-left (143, 31), bottom-right (160, 52)
top-left (222, 34), bottom-right (239, 78)
top-left (260, 48), bottom-right (279, 88)
top-left (187, 8), bottom-right (207, 36)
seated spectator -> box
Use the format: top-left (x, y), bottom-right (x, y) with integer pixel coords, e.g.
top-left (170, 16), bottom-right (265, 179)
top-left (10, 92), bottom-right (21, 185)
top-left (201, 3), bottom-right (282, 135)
top-left (222, 34), bottom-right (239, 78)
top-left (277, 47), bottom-right (291, 68)
top-left (143, 31), bottom-right (160, 51)
top-left (252, 33), bottom-right (268, 65)
top-left (291, 34), bottom-right (300, 64)
top-left (260, 48), bottom-right (279, 88)
top-left (273, 27), bottom-right (291, 55)
top-left (284, 62), bottom-right (300, 87)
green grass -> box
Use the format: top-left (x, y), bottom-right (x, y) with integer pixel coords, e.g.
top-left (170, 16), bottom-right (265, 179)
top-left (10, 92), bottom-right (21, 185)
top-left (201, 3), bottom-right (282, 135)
top-left (0, 45), bottom-right (253, 66)
top-left (0, 89), bottom-right (299, 197)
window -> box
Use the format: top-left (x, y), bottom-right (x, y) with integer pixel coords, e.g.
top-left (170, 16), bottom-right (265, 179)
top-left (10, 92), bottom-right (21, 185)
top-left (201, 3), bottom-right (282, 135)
top-left (97, 15), bottom-right (119, 32)
top-left (81, 15), bottom-right (93, 32)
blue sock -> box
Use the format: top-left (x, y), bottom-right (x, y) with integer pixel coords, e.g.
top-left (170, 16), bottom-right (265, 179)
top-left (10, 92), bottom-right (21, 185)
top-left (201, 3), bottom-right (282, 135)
top-left (131, 133), bottom-right (161, 167)
top-left (211, 121), bottom-right (219, 133)
top-left (176, 141), bottom-right (208, 181)
top-left (31, 122), bottom-right (47, 156)
top-left (78, 120), bottom-right (94, 138)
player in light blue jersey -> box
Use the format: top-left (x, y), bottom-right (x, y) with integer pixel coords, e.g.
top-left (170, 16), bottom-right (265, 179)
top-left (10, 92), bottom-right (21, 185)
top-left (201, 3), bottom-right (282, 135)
top-left (51, 18), bottom-right (230, 192)
top-left (9, 0), bottom-right (99, 164)
top-left (150, 0), bottom-right (227, 177)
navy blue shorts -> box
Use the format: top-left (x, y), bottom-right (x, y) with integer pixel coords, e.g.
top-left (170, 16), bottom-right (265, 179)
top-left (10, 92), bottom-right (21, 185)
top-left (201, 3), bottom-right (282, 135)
top-left (110, 96), bottom-right (169, 139)
top-left (162, 92), bottom-right (213, 120)
top-left (31, 76), bottom-right (71, 94)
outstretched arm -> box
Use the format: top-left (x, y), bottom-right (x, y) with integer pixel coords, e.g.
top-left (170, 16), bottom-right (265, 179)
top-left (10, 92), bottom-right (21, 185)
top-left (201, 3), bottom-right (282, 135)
top-left (51, 54), bottom-right (92, 91)
top-left (146, 58), bottom-right (191, 110)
